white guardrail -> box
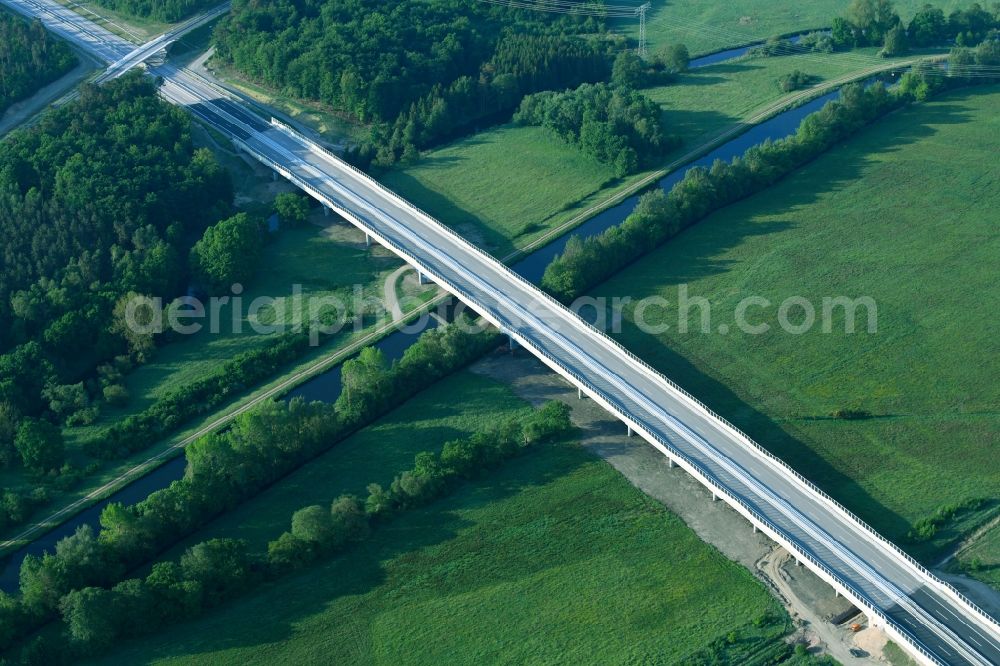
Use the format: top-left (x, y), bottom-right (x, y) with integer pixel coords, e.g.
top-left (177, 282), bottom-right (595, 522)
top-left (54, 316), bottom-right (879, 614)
top-left (267, 116), bottom-right (1000, 639)
top-left (246, 117), bottom-right (994, 665)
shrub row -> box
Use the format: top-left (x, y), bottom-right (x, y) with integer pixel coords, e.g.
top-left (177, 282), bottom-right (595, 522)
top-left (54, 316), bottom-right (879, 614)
top-left (0, 320), bottom-right (501, 654)
top-left (87, 331), bottom-right (314, 460)
top-left (34, 401), bottom-right (572, 660)
top-left (513, 81), bottom-right (680, 177)
top-left (540, 68), bottom-right (993, 302)
top-left (906, 498), bottom-right (988, 543)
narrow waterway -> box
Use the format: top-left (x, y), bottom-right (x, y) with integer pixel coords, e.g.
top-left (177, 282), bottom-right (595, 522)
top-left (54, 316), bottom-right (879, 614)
top-left (0, 64), bottom-right (869, 592)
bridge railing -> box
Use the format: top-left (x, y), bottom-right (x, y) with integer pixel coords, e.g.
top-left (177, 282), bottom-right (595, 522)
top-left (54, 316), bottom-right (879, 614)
top-left (529, 348), bottom-right (945, 665)
top-left (251, 135), bottom-right (964, 664)
top-left (267, 118), bottom-right (1000, 637)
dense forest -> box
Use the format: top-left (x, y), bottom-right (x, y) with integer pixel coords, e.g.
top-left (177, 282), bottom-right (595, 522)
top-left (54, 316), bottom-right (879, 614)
top-left (347, 33), bottom-right (614, 169)
top-left (514, 80), bottom-right (679, 176)
top-left (0, 73), bottom-right (232, 473)
top-left (215, 0), bottom-right (602, 123)
top-left (89, 0), bottom-right (217, 22)
top-left (215, 0), bottom-right (617, 167)
top-left (0, 15), bottom-right (77, 115)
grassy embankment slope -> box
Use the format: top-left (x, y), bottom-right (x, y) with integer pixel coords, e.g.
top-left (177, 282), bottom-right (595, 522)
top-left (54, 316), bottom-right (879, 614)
top-left (951, 524), bottom-right (1000, 589)
top-left (616, 0), bottom-right (967, 57)
top-left (87, 370), bottom-right (788, 665)
top-left (589, 85), bottom-right (1000, 571)
top-left (381, 47), bottom-right (930, 257)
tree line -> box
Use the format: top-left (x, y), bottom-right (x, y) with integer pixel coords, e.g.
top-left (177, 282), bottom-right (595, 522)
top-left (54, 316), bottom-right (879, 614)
top-left (214, 0), bottom-right (601, 124)
top-left (740, 2), bottom-right (999, 60)
top-left (0, 73), bottom-right (233, 480)
top-left (42, 400), bottom-right (571, 659)
top-left (345, 33), bottom-right (615, 170)
top-left (541, 64), bottom-right (994, 301)
top-left (830, 0), bottom-right (999, 54)
top-left (89, 0), bottom-right (217, 22)
top-left (0, 15), bottom-right (76, 115)
top-left (513, 77), bottom-right (680, 177)
top-left (0, 320), bottom-right (502, 656)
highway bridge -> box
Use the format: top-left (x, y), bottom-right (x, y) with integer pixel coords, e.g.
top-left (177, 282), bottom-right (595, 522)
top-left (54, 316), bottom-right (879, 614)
top-left (2, 1), bottom-right (998, 663)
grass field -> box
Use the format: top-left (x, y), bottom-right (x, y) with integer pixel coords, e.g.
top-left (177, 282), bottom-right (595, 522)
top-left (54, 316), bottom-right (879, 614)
top-left (643, 47), bottom-right (936, 144)
top-left (589, 85), bottom-right (1000, 566)
top-left (87, 370), bottom-right (789, 665)
top-left (53, 0), bottom-right (169, 42)
top-left (381, 125), bottom-right (618, 256)
top-left (59, 219), bottom-right (399, 445)
top-left (616, 0), bottom-right (968, 57)
top-left (384, 47), bottom-right (925, 257)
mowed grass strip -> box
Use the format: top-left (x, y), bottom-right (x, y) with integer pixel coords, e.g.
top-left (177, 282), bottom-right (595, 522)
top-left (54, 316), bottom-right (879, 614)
top-left (591, 85), bottom-right (1000, 558)
top-left (86, 373), bottom-right (783, 665)
top-left (643, 47), bottom-right (932, 142)
top-left (383, 48), bottom-right (925, 257)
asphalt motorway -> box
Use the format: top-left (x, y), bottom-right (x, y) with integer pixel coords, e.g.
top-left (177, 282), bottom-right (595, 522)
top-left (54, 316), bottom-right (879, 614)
top-left (3, 1), bottom-right (999, 663)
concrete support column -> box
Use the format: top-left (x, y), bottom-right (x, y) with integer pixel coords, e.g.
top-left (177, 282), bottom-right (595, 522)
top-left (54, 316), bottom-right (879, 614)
top-left (365, 233), bottom-right (372, 247)
top-left (577, 387), bottom-right (582, 399)
top-left (418, 271), bottom-right (432, 285)
top-left (667, 458), bottom-right (674, 469)
top-left (752, 525), bottom-right (758, 534)
top-left (626, 425), bottom-right (633, 437)
top-left (272, 171), bottom-right (278, 181)
top-left (323, 206), bottom-right (330, 217)
top-left (508, 333), bottom-right (518, 352)
top-left (711, 492), bottom-right (718, 502)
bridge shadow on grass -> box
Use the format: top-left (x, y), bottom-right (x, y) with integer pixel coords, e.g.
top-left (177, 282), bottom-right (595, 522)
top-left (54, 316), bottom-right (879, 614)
top-left (125, 443), bottom-right (588, 662)
top-left (596, 90), bottom-right (981, 546)
top-left (383, 168), bottom-right (519, 255)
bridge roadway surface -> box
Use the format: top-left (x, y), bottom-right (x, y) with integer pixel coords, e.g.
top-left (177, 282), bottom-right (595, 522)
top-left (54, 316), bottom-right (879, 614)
top-left (3, 1), bottom-right (999, 663)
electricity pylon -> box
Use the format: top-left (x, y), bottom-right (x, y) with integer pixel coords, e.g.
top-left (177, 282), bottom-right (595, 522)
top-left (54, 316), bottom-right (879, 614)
top-left (637, 3), bottom-right (651, 57)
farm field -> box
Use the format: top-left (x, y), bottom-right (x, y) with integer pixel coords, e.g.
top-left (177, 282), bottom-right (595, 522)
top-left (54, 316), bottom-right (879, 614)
top-left (589, 85), bottom-right (1000, 569)
top-left (615, 0), bottom-right (968, 57)
top-left (86, 370), bottom-right (790, 665)
top-left (384, 47), bottom-right (925, 257)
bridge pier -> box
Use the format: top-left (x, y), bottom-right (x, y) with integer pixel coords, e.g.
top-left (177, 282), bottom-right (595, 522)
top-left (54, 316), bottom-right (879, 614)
top-left (626, 425), bottom-right (633, 437)
top-left (418, 271), bottom-right (432, 285)
top-left (577, 387), bottom-right (582, 399)
top-left (712, 492), bottom-right (718, 501)
top-left (507, 333), bottom-right (518, 352)
top-left (272, 170), bottom-right (278, 182)
top-left (365, 233), bottom-right (372, 247)
top-left (323, 206), bottom-right (330, 217)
